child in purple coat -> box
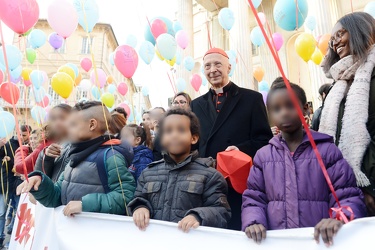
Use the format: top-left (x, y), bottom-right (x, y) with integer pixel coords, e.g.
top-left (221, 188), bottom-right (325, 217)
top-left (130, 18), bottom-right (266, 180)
top-left (242, 77), bottom-right (366, 246)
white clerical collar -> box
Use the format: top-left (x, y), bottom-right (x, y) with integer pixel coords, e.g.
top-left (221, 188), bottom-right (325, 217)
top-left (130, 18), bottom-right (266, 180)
top-left (211, 81), bottom-right (231, 95)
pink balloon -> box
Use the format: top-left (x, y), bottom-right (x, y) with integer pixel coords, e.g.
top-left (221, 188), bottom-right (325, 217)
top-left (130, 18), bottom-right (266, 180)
top-left (118, 103), bottom-right (131, 116)
top-left (36, 95), bottom-right (50, 108)
top-left (0, 0), bottom-right (39, 34)
top-left (23, 80), bottom-right (32, 87)
top-left (272, 32), bottom-right (284, 52)
top-left (114, 45), bottom-right (138, 79)
top-left (0, 70), bottom-right (3, 84)
top-left (258, 12), bottom-right (267, 25)
top-left (47, 0), bottom-right (78, 38)
top-left (80, 58), bottom-right (92, 72)
top-left (176, 30), bottom-right (189, 50)
top-left (117, 82), bottom-right (128, 96)
top-left (151, 19), bottom-right (167, 39)
top-left (90, 69), bottom-right (107, 88)
top-left (191, 74), bottom-right (202, 92)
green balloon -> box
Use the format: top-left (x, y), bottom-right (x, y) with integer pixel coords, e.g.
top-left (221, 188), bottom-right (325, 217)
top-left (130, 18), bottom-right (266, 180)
top-left (26, 48), bottom-right (36, 64)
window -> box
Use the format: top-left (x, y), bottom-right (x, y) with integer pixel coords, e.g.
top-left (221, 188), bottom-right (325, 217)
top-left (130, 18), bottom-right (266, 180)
top-left (18, 85), bottom-right (31, 105)
top-left (76, 89), bottom-right (88, 100)
top-left (54, 40), bottom-right (66, 54)
top-left (81, 37), bottom-right (94, 54)
top-left (252, 45), bottom-right (259, 56)
top-left (48, 85), bottom-right (60, 103)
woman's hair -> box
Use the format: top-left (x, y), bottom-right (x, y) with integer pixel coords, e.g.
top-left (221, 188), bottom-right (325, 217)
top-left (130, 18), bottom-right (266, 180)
top-left (159, 108), bottom-right (200, 138)
top-left (267, 77), bottom-right (307, 107)
top-left (173, 92), bottom-right (192, 105)
top-left (126, 123), bottom-right (152, 148)
top-left (109, 113), bottom-right (127, 135)
top-left (323, 12), bottom-right (375, 72)
top-left (318, 84), bottom-right (332, 97)
top-left (112, 107), bottom-right (128, 119)
top-left (52, 103), bottom-right (72, 113)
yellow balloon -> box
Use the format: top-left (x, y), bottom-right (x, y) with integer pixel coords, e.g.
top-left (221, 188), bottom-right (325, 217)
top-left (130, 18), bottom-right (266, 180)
top-left (155, 48), bottom-right (164, 61)
top-left (295, 33), bottom-right (316, 62)
top-left (22, 68), bottom-right (32, 81)
top-left (51, 72), bottom-right (74, 99)
top-left (58, 65), bottom-right (76, 81)
top-left (166, 56), bottom-right (176, 66)
top-left (311, 48), bottom-right (323, 65)
top-left (101, 92), bottom-right (115, 108)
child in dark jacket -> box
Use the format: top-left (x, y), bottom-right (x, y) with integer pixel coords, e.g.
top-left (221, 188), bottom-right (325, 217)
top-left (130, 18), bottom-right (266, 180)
top-left (17, 101), bottom-right (136, 216)
top-left (121, 124), bottom-right (154, 183)
top-left (242, 78), bottom-right (366, 246)
top-left (128, 108), bottom-right (231, 232)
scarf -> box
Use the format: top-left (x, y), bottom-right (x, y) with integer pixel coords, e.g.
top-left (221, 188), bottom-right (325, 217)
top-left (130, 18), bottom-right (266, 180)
top-left (67, 135), bottom-right (111, 168)
top-left (319, 46), bottom-right (375, 187)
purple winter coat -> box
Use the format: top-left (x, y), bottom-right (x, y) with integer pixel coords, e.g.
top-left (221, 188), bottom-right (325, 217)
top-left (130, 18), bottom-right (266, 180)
top-left (241, 131), bottom-right (366, 231)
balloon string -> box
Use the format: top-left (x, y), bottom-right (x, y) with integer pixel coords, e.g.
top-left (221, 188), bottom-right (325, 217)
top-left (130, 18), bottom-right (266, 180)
top-left (351, 0), bottom-right (354, 13)
top-left (206, 21), bottom-right (212, 49)
top-left (167, 72), bottom-right (177, 94)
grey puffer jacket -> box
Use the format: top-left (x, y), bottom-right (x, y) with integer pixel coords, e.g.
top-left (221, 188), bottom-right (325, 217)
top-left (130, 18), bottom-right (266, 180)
top-left (128, 151), bottom-right (231, 229)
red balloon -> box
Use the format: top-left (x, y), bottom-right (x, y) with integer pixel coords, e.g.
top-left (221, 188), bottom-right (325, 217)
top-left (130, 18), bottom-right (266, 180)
top-left (0, 82), bottom-right (20, 104)
top-left (114, 45), bottom-right (138, 79)
top-left (191, 74), bottom-right (202, 92)
top-left (0, 0), bottom-right (39, 34)
top-left (151, 19), bottom-right (167, 39)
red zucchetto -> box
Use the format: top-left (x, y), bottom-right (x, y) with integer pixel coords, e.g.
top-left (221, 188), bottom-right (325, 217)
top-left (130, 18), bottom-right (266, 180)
top-left (203, 48), bottom-right (229, 59)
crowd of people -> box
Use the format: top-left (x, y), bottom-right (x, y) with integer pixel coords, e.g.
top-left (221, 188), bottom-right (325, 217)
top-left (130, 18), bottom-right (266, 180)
top-left (0, 11), bottom-right (374, 248)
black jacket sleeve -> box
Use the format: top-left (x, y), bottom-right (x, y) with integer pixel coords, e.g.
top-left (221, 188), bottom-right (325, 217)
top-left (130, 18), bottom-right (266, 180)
top-left (128, 172), bottom-right (154, 215)
top-left (34, 150), bottom-right (55, 179)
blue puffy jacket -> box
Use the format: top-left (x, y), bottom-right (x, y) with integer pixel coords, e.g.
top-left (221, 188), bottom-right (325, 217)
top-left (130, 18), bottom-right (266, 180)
top-left (129, 145), bottom-right (153, 182)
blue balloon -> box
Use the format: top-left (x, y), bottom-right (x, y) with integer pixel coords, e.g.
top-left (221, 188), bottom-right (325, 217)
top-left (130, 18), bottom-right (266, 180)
top-left (109, 52), bottom-right (115, 66)
top-left (0, 63), bottom-right (5, 73)
top-left (31, 106), bottom-right (47, 124)
top-left (10, 65), bottom-right (22, 82)
top-left (218, 8), bottom-right (235, 30)
top-left (304, 16), bottom-right (316, 31)
top-left (184, 56), bottom-right (195, 71)
top-left (259, 80), bottom-right (270, 92)
top-left (250, 0), bottom-right (262, 8)
top-left (176, 78), bottom-right (186, 92)
top-left (125, 34), bottom-right (138, 48)
top-left (0, 111), bottom-right (15, 137)
top-left (30, 70), bottom-right (45, 89)
top-left (202, 76), bottom-right (208, 86)
top-left (73, 0), bottom-right (99, 33)
top-left (156, 34), bottom-right (177, 60)
top-left (107, 84), bottom-right (116, 94)
top-left (33, 87), bottom-right (46, 103)
top-left (226, 50), bottom-right (237, 65)
top-left (144, 16), bottom-right (175, 45)
top-left (28, 29), bottom-right (47, 49)
top-left (128, 109), bottom-right (138, 123)
top-left (176, 51), bottom-right (182, 65)
top-left (173, 21), bottom-right (183, 33)
top-left (0, 45), bottom-right (22, 70)
top-left (273, 0), bottom-right (308, 31)
top-left (365, 2), bottom-right (375, 18)
top-left (141, 85), bottom-right (149, 96)
top-left (91, 86), bottom-right (101, 100)
top-left (139, 41), bottom-right (155, 65)
top-left (66, 63), bottom-right (79, 78)
top-left (229, 63), bottom-right (236, 77)
top-left (250, 26), bottom-right (266, 47)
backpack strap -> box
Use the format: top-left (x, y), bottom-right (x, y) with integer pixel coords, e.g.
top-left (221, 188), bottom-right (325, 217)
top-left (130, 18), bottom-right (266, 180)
top-left (95, 148), bottom-right (112, 194)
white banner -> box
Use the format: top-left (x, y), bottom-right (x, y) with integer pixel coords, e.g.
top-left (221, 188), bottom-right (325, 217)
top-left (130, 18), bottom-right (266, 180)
top-left (9, 194), bottom-right (374, 250)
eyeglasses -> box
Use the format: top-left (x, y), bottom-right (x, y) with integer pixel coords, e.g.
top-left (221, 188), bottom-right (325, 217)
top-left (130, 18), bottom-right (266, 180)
top-left (172, 100), bottom-right (187, 106)
top-left (329, 29), bottom-right (347, 49)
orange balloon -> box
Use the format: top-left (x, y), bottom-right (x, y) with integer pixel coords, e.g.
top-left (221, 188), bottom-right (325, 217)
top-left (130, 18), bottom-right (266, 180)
top-left (106, 75), bottom-right (114, 84)
top-left (74, 72), bottom-right (82, 86)
top-left (318, 34), bottom-right (331, 56)
top-left (253, 66), bottom-right (265, 82)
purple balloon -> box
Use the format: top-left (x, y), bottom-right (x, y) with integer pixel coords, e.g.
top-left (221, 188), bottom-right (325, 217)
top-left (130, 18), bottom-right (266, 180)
top-left (11, 75), bottom-right (21, 84)
top-left (48, 32), bottom-right (64, 50)
top-left (260, 91), bottom-right (268, 104)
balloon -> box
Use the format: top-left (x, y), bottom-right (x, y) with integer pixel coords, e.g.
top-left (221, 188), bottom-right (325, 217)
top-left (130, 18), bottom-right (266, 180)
top-left (218, 8), bottom-right (235, 31)
top-left (0, 69), bottom-right (3, 83)
top-left (250, 26), bottom-right (266, 47)
top-left (151, 19), bottom-right (168, 39)
top-left (90, 68), bottom-right (107, 88)
top-left (142, 86), bottom-right (150, 96)
top-left (139, 41), bottom-right (155, 65)
top-left (202, 76), bottom-right (208, 86)
top-left (365, 2), bottom-right (375, 18)
top-left (75, 73), bottom-right (82, 86)
top-left (58, 65), bottom-right (75, 81)
top-left (191, 74), bottom-right (202, 92)
top-left (272, 32), bottom-right (284, 51)
top-left (107, 84), bottom-right (116, 94)
top-left (258, 12), bottom-right (267, 25)
top-left (173, 21), bottom-right (183, 33)
top-left (106, 75), bottom-right (114, 84)
top-left (318, 34), bottom-right (330, 55)
top-left (176, 30), bottom-right (189, 49)
top-left (10, 66), bottom-right (22, 82)
top-left (26, 48), bottom-right (36, 64)
top-left (0, 111), bottom-right (15, 137)
top-left (184, 56), bottom-right (195, 71)
top-left (109, 52), bottom-right (115, 66)
top-left (125, 34), bottom-right (138, 48)
top-left (48, 32), bottom-right (64, 50)
top-left (22, 68), bottom-right (32, 81)
top-left (274, 0), bottom-right (308, 31)
top-left (66, 63), bottom-right (79, 78)
top-left (311, 48), bottom-right (323, 65)
top-left (114, 45), bottom-right (138, 78)
top-left (51, 72), bottom-right (74, 99)
top-left (31, 106), bottom-right (47, 124)
top-left (0, 0), bottom-right (39, 35)
top-left (30, 70), bottom-right (45, 89)
top-left (117, 82), bottom-right (128, 96)
top-left (24, 80), bottom-right (32, 87)
top-left (176, 78), bottom-right (186, 92)
top-left (91, 86), bottom-right (101, 100)
top-left (155, 48), bottom-right (164, 61)
top-left (176, 51), bottom-right (182, 65)
top-left (0, 82), bottom-right (20, 104)
top-left (156, 34), bottom-right (177, 60)
top-left (73, 0), bottom-right (99, 33)
top-left (305, 16), bottom-right (316, 31)
top-left (295, 33), bottom-right (316, 62)
top-left (166, 57), bottom-right (176, 67)
top-left (226, 50), bottom-right (236, 76)
top-left (36, 94), bottom-right (50, 107)
top-left (144, 17), bottom-right (175, 45)
top-left (79, 79), bottom-right (91, 91)
top-left (33, 86), bottom-right (46, 103)
top-left (47, 0), bottom-right (78, 38)
top-left (0, 45), bottom-right (22, 70)
top-left (258, 80), bottom-right (269, 92)
top-left (253, 66), bottom-right (265, 82)
top-left (247, 0), bottom-right (262, 8)
top-left (80, 58), bottom-right (92, 72)
top-left (118, 103), bottom-right (131, 116)
top-left (101, 92), bottom-right (115, 108)
top-left (260, 91), bottom-right (268, 104)
top-left (28, 29), bottom-right (47, 49)
top-left (228, 62), bottom-right (236, 77)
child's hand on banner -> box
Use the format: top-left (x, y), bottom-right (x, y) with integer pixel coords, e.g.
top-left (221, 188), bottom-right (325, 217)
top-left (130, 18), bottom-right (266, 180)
top-left (133, 207), bottom-right (150, 231)
top-left (16, 176), bottom-right (42, 195)
top-left (63, 201), bottom-right (82, 217)
top-left (314, 218), bottom-right (344, 247)
top-left (245, 224), bottom-right (267, 244)
top-left (178, 215), bottom-right (200, 233)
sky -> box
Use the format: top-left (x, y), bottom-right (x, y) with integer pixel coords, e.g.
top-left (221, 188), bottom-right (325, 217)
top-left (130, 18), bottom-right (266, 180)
top-left (1, 0), bottom-right (179, 108)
